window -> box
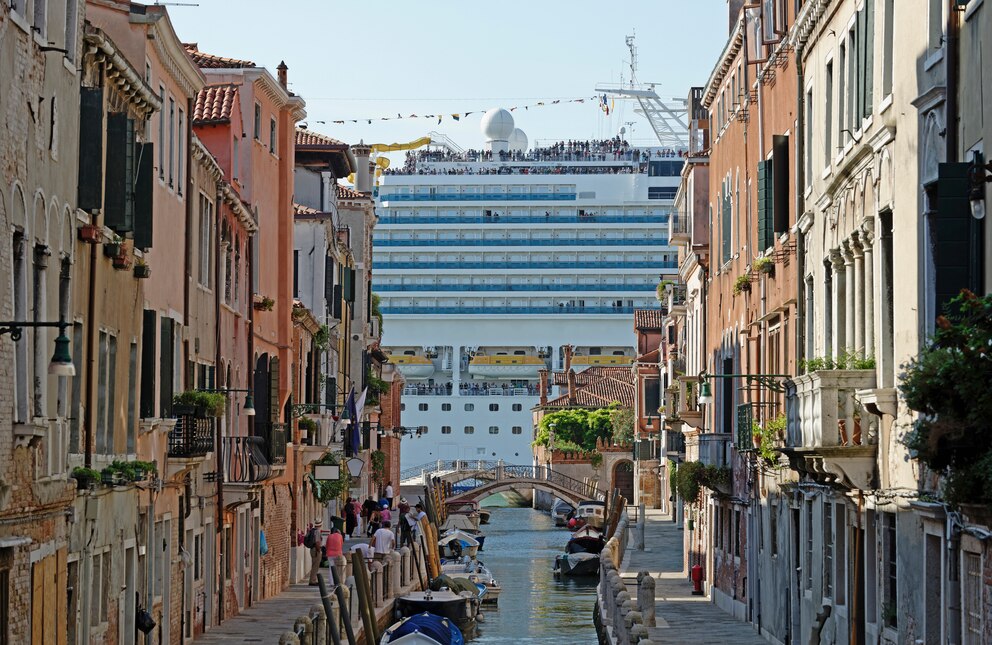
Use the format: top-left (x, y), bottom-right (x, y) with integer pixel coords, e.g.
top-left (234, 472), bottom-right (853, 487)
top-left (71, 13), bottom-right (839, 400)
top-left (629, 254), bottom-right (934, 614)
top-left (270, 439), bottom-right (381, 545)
top-left (65, 0), bottom-right (78, 63)
top-left (512, 426), bottom-right (522, 435)
top-left (269, 117), bottom-right (277, 153)
top-left (489, 403), bottom-right (499, 412)
top-left (127, 342), bottom-right (137, 454)
top-left (168, 97), bottom-right (175, 186)
top-left (33, 0), bottom-right (47, 39)
top-left (464, 426), bottom-right (474, 434)
top-left (441, 403), bottom-right (451, 411)
top-left (927, 0), bottom-right (943, 53)
top-left (418, 403), bottom-right (428, 411)
top-left (805, 87), bottom-right (813, 184)
top-left (177, 108), bottom-right (185, 193)
top-left (232, 136), bottom-right (240, 180)
top-left (90, 550), bottom-right (108, 626)
top-left (963, 552), bottom-right (983, 644)
top-left (96, 331), bottom-right (117, 453)
top-left (464, 403), bottom-right (474, 411)
top-left (823, 502), bottom-right (833, 597)
top-left (835, 504), bottom-right (847, 605)
top-left (838, 43), bottom-right (847, 147)
top-left (70, 322), bottom-right (83, 452)
top-left (769, 504), bottom-right (778, 557)
top-left (648, 187), bottom-right (677, 200)
top-left (198, 193), bottom-right (214, 288)
top-left (846, 27), bottom-right (857, 136)
top-left (805, 500), bottom-right (814, 590)
top-left (158, 86), bottom-right (165, 178)
top-left (12, 233), bottom-right (27, 424)
top-left (441, 426), bottom-right (452, 434)
top-left (882, 512), bottom-right (897, 627)
top-left (882, 0), bottom-right (894, 97)
top-left (824, 60), bottom-right (833, 166)
top-left (733, 509), bottom-right (741, 558)
top-left (488, 426), bottom-right (499, 435)
top-left (253, 102), bottom-right (261, 140)
top-left (512, 404), bottom-right (522, 411)
top-left (400, 403), bottom-right (405, 411)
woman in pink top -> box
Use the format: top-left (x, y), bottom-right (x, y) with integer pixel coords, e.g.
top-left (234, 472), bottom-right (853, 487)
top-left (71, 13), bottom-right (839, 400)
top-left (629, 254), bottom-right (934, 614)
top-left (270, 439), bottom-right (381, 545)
top-left (325, 527), bottom-right (344, 559)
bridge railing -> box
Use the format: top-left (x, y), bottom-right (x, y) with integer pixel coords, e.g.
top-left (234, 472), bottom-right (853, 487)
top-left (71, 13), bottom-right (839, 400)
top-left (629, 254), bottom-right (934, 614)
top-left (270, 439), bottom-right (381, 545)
top-left (399, 459), bottom-right (500, 483)
top-left (447, 464), bottom-right (605, 502)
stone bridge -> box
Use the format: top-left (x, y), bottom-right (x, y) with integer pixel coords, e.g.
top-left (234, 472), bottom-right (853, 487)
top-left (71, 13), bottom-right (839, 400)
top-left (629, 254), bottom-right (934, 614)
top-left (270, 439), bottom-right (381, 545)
top-left (438, 464), bottom-right (605, 506)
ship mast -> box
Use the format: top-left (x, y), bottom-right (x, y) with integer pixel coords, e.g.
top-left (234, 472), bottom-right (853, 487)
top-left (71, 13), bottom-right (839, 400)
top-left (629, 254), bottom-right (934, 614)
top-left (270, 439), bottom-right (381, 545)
top-left (596, 34), bottom-right (689, 148)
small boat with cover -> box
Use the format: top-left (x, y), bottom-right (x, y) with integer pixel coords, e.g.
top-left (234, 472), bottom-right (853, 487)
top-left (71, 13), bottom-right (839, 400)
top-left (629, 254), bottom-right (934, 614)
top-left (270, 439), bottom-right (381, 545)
top-left (380, 612), bottom-right (464, 645)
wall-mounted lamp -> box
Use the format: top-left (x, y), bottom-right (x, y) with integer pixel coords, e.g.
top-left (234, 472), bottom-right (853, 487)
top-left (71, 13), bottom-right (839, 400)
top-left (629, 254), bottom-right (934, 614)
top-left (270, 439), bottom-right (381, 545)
top-left (0, 320), bottom-right (75, 376)
top-left (969, 151), bottom-right (991, 221)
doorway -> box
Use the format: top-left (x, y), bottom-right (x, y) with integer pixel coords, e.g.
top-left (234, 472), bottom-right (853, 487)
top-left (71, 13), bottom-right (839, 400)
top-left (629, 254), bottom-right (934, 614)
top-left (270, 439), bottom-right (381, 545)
top-left (613, 461), bottom-right (634, 502)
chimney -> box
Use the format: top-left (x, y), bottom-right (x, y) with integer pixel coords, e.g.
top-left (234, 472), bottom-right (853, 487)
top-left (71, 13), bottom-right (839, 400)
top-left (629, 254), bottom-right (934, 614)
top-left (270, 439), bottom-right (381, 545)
top-left (563, 344), bottom-right (573, 372)
top-left (538, 369), bottom-right (548, 405)
top-left (351, 141), bottom-right (373, 193)
top-left (276, 61), bottom-right (288, 89)
top-left (728, 0), bottom-right (745, 34)
top-left (567, 369), bottom-right (577, 404)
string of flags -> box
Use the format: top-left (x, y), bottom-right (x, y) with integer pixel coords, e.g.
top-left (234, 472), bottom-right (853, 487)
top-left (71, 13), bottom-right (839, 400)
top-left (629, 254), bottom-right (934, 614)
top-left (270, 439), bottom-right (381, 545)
top-left (328, 96), bottom-right (601, 126)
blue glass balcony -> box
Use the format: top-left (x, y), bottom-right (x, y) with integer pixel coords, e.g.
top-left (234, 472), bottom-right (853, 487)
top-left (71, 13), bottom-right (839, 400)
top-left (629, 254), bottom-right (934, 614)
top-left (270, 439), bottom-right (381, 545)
top-left (380, 192), bottom-right (577, 202)
top-left (381, 305), bottom-right (638, 315)
top-left (371, 283), bottom-right (655, 292)
top-left (378, 214), bottom-right (669, 225)
top-left (374, 260), bottom-right (678, 270)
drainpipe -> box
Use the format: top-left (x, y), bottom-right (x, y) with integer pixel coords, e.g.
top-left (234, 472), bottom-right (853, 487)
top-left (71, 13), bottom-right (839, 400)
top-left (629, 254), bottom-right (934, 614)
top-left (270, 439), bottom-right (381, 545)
top-left (795, 37), bottom-right (807, 370)
top-left (215, 182), bottom-right (226, 623)
top-left (184, 98), bottom-right (194, 361)
top-left (84, 231), bottom-right (97, 468)
top-left (946, 0), bottom-right (959, 164)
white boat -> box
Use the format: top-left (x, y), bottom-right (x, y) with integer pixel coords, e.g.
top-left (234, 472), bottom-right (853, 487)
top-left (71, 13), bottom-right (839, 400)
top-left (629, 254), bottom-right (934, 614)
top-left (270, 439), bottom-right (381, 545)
top-left (438, 530), bottom-right (479, 559)
top-left (439, 558), bottom-right (501, 605)
top-left (575, 500), bottom-right (606, 530)
top-left (551, 499), bottom-right (574, 527)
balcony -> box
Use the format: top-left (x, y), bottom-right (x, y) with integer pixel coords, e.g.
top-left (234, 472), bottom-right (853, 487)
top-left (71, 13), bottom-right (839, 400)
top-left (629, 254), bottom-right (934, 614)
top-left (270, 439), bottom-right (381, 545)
top-left (697, 433), bottom-right (732, 467)
top-left (664, 430), bottom-right (686, 457)
top-left (670, 210), bottom-right (690, 245)
top-left (224, 436), bottom-right (273, 484)
top-left (167, 416), bottom-right (214, 460)
top-left (783, 370), bottom-right (878, 489)
top-left (688, 87), bottom-right (709, 158)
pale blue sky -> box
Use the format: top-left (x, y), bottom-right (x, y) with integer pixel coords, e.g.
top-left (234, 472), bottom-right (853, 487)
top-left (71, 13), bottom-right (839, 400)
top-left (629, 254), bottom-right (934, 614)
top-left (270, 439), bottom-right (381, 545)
top-left (168, 0), bottom-right (728, 152)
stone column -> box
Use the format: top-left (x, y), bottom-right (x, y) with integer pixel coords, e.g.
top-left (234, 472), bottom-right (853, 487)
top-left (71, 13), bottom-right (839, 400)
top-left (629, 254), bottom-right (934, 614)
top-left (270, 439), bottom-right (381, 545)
top-left (829, 250), bottom-right (846, 359)
top-left (843, 242), bottom-right (856, 356)
top-left (851, 234), bottom-right (865, 355)
top-left (861, 220), bottom-right (876, 358)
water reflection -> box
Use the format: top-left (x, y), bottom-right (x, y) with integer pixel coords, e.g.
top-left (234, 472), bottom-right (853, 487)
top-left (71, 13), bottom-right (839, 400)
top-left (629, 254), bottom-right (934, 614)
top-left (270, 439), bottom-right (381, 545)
top-left (467, 506), bottom-right (599, 644)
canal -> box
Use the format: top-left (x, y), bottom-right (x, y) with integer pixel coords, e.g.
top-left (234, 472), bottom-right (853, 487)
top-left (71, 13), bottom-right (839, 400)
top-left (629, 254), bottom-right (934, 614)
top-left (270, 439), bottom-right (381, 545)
top-left (467, 505), bottom-right (599, 643)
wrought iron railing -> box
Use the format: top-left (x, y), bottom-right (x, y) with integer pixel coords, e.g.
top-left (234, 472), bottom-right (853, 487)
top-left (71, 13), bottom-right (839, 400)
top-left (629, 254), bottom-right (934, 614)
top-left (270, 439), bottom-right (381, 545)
top-left (451, 465), bottom-right (605, 501)
top-left (224, 436), bottom-right (272, 483)
top-left (167, 416), bottom-right (214, 458)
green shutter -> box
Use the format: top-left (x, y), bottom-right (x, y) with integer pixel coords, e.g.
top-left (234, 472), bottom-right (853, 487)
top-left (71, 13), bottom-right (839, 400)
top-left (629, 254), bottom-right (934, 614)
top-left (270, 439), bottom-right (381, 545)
top-left (104, 113), bottom-right (129, 231)
top-left (343, 267), bottom-right (355, 302)
top-left (77, 88), bottom-right (104, 211)
top-left (721, 184), bottom-right (732, 264)
top-left (269, 356), bottom-right (281, 423)
top-left (134, 143), bottom-right (154, 249)
top-left (757, 161), bottom-right (769, 251)
top-left (935, 163), bottom-right (981, 314)
top-left (864, 0), bottom-right (875, 117)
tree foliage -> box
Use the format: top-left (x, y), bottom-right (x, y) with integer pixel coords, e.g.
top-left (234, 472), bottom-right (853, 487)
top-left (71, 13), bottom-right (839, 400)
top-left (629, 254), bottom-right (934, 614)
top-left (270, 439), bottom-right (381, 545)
top-left (610, 406), bottom-right (635, 445)
top-left (533, 404), bottom-right (620, 452)
top-left (900, 290), bottom-right (992, 506)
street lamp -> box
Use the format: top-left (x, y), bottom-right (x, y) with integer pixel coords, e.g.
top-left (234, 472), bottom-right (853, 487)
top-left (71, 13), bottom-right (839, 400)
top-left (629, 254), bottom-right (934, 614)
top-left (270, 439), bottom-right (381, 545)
top-left (698, 380), bottom-right (713, 405)
top-left (696, 371), bottom-right (790, 405)
top-left (968, 151), bottom-right (992, 220)
top-left (0, 319), bottom-right (76, 376)
top-left (345, 457), bottom-right (364, 477)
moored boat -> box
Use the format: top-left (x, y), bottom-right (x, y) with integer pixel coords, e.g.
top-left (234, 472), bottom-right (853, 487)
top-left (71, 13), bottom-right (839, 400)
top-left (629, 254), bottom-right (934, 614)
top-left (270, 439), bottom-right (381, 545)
top-left (438, 530), bottom-right (480, 559)
top-left (551, 499), bottom-right (574, 527)
top-left (394, 589), bottom-right (479, 634)
top-left (440, 515), bottom-right (486, 550)
top-left (574, 500), bottom-right (606, 530)
top-left (440, 557), bottom-right (501, 605)
top-left (381, 612), bottom-right (465, 645)
top-left (553, 524), bottom-right (606, 577)
top-left (478, 509), bottom-right (491, 525)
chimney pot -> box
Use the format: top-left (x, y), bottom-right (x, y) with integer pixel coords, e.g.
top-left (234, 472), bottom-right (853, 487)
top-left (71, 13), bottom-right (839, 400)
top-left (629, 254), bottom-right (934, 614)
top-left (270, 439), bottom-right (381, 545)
top-left (538, 369), bottom-right (548, 406)
top-left (567, 369), bottom-right (577, 404)
top-left (277, 60), bottom-right (288, 88)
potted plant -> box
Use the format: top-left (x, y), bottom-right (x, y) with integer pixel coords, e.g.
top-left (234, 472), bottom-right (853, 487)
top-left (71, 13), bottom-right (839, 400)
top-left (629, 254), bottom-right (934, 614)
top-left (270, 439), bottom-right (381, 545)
top-left (71, 466), bottom-right (100, 490)
top-left (78, 223), bottom-right (102, 244)
top-left (656, 280), bottom-right (673, 301)
top-left (103, 234), bottom-right (124, 258)
top-left (733, 274), bottom-right (751, 295)
top-left (112, 241), bottom-right (132, 270)
top-left (254, 295), bottom-right (275, 312)
top-left (134, 259), bottom-right (151, 279)
top-left (753, 256), bottom-right (774, 275)
top-left (173, 391), bottom-right (227, 418)
top-left (298, 416), bottom-right (318, 445)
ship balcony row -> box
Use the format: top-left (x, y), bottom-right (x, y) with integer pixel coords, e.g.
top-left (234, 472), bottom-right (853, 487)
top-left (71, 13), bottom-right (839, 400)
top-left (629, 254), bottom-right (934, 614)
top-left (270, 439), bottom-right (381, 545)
top-left (372, 258), bottom-right (679, 270)
top-left (378, 212), bottom-right (669, 225)
top-left (372, 282), bottom-right (656, 292)
top-left (373, 237), bottom-right (669, 248)
top-left (380, 304), bottom-right (645, 315)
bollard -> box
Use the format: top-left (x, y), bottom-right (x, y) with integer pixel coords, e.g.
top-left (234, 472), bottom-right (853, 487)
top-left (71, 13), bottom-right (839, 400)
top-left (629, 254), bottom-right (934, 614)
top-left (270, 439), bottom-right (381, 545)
top-left (294, 615), bottom-right (313, 645)
top-left (637, 573), bottom-right (656, 627)
top-left (630, 623), bottom-right (649, 644)
top-left (371, 562), bottom-right (385, 607)
top-left (279, 631), bottom-right (300, 645)
top-left (309, 604), bottom-right (329, 645)
top-left (387, 552), bottom-right (402, 595)
top-left (638, 503), bottom-right (646, 550)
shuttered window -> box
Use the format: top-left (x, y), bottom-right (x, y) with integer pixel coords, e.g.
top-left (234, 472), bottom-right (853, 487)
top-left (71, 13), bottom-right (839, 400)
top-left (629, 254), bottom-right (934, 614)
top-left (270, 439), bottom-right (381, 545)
top-left (934, 163), bottom-right (984, 313)
top-left (159, 317), bottom-right (175, 418)
top-left (721, 183), bottom-right (731, 265)
top-left (104, 113), bottom-right (135, 233)
top-left (343, 267), bottom-right (355, 302)
top-left (140, 310), bottom-right (157, 418)
top-left (772, 135), bottom-right (790, 234)
top-left (757, 160), bottom-right (774, 251)
top-left (134, 142), bottom-right (154, 248)
top-left (77, 87), bottom-right (103, 211)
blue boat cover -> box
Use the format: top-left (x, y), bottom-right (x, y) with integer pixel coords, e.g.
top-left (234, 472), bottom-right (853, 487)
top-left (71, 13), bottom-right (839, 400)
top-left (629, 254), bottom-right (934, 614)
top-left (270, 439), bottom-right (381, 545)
top-left (387, 612), bottom-right (464, 645)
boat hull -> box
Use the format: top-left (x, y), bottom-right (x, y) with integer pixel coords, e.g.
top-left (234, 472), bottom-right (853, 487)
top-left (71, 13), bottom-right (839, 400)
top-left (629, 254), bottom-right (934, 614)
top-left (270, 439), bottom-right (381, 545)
top-left (394, 596), bottom-right (477, 633)
top-left (554, 553), bottom-right (600, 577)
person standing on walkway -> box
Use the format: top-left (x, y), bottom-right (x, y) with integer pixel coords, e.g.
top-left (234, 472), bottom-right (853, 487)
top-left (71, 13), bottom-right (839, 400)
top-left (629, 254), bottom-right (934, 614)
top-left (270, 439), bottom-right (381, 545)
top-left (325, 526), bottom-right (344, 582)
top-left (305, 519), bottom-right (323, 585)
top-left (344, 498), bottom-right (358, 538)
top-left (384, 481), bottom-right (394, 508)
top-left (371, 520), bottom-right (395, 557)
top-left (397, 497), bottom-right (412, 546)
top-left (361, 496), bottom-right (377, 535)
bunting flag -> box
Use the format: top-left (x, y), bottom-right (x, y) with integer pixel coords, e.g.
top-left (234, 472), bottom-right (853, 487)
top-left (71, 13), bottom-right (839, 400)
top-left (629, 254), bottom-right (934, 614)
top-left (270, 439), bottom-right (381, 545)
top-left (323, 97), bottom-right (600, 126)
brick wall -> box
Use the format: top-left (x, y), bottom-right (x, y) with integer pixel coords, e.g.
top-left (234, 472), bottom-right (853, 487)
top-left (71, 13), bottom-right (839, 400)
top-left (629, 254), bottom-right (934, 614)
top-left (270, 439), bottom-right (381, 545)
top-left (259, 483), bottom-right (292, 600)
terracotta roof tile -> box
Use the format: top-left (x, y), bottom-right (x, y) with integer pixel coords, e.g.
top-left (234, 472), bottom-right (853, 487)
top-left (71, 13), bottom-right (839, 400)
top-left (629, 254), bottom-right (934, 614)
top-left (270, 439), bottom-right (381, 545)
top-left (293, 203), bottom-right (319, 216)
top-left (296, 129), bottom-right (346, 148)
top-left (184, 44), bottom-right (255, 69)
top-left (192, 83), bottom-right (239, 124)
top-left (336, 184), bottom-right (366, 200)
top-left (634, 308), bottom-right (665, 330)
top-left (544, 366), bottom-right (636, 408)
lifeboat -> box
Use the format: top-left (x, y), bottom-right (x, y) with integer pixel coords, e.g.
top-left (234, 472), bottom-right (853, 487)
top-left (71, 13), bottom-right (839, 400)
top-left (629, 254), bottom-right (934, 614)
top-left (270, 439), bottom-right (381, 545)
top-left (467, 355), bottom-right (543, 378)
top-left (389, 355), bottom-right (436, 379)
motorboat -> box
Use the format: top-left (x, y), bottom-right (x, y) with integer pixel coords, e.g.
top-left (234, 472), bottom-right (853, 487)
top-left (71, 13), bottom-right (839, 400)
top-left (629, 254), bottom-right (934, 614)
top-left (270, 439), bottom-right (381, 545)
top-left (553, 525), bottom-right (606, 577)
top-left (381, 612), bottom-right (464, 645)
top-left (574, 500), bottom-right (606, 530)
top-left (478, 509), bottom-right (491, 525)
top-left (440, 515), bottom-right (486, 550)
top-left (440, 557), bottom-right (501, 605)
top-left (438, 530), bottom-right (479, 559)
top-left (393, 588), bottom-right (479, 634)
top-left (444, 501), bottom-right (482, 531)
top-left (551, 499), bottom-right (574, 527)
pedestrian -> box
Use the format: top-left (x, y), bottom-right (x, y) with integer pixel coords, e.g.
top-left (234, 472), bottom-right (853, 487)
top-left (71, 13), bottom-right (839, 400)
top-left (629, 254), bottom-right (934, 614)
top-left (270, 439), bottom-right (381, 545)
top-left (380, 501), bottom-right (392, 527)
top-left (397, 497), bottom-right (412, 547)
top-left (406, 502), bottom-right (427, 544)
top-left (367, 507), bottom-right (381, 537)
top-left (325, 526), bottom-right (344, 582)
top-left (361, 495), bottom-right (377, 535)
top-left (344, 498), bottom-right (358, 538)
top-left (384, 481), bottom-right (394, 508)
top-left (371, 520), bottom-right (396, 556)
top-left (305, 519), bottom-right (323, 585)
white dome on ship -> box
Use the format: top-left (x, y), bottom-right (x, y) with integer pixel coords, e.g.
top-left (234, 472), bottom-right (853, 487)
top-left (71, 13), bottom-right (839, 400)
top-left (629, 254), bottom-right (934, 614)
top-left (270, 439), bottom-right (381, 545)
top-left (508, 128), bottom-right (528, 152)
top-left (481, 108), bottom-right (514, 141)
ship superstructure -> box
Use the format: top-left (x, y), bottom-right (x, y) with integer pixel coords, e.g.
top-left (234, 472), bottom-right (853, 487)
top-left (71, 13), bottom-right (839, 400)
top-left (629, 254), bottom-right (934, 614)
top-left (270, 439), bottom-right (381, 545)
top-left (373, 109), bottom-right (683, 466)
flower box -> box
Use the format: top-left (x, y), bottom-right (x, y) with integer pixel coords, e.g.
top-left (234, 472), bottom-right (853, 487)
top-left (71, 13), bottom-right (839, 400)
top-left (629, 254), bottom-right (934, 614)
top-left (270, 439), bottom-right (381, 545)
top-left (78, 224), bottom-right (102, 244)
top-left (134, 264), bottom-right (151, 279)
top-left (113, 256), bottom-right (132, 270)
top-left (104, 242), bottom-right (122, 258)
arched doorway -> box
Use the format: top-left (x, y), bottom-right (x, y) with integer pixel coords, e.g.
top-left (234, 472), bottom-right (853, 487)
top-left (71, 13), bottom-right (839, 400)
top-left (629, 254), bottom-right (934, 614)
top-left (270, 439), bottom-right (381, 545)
top-left (612, 460), bottom-right (634, 502)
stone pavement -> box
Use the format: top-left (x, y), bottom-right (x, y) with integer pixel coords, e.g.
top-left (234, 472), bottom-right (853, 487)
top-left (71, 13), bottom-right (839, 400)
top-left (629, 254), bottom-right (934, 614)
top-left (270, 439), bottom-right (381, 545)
top-left (620, 509), bottom-right (769, 645)
top-left (193, 584), bottom-right (323, 643)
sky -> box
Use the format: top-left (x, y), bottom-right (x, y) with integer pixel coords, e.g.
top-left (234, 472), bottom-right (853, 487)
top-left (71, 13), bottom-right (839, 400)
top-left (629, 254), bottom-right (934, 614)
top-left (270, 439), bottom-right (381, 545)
top-left (167, 0), bottom-right (729, 157)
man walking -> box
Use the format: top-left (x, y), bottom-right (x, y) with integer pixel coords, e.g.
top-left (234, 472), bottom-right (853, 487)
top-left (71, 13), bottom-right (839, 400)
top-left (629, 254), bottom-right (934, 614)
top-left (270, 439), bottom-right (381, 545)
top-left (305, 519), bottom-right (323, 585)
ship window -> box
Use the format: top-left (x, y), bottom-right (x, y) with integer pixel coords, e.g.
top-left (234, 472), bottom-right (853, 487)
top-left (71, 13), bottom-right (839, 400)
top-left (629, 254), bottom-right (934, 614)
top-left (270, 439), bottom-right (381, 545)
top-left (464, 426), bottom-right (475, 434)
top-left (513, 350), bottom-right (525, 355)
top-left (488, 426), bottom-right (499, 435)
top-left (512, 404), bottom-right (522, 412)
top-left (441, 426), bottom-right (452, 435)
top-left (464, 403), bottom-right (474, 411)
top-left (512, 426), bottom-right (523, 434)
top-left (400, 404), bottom-right (406, 411)
top-left (403, 350), bottom-right (415, 355)
top-left (418, 403), bottom-right (428, 411)
top-left (489, 403), bottom-right (499, 412)
top-left (590, 347), bottom-right (602, 355)
top-left (442, 403), bottom-right (451, 411)
top-left (613, 350), bottom-right (625, 355)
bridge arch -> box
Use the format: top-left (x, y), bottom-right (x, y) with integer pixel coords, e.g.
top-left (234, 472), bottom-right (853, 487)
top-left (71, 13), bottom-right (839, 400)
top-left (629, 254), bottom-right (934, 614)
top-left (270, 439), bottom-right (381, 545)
top-left (442, 465), bottom-right (605, 507)
top-left (450, 480), bottom-right (593, 507)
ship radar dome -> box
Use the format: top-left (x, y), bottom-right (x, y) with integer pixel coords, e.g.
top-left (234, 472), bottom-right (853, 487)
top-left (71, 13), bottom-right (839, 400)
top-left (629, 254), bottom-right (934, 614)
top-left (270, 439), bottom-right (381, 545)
top-left (481, 108), bottom-right (515, 142)
top-left (508, 128), bottom-right (528, 152)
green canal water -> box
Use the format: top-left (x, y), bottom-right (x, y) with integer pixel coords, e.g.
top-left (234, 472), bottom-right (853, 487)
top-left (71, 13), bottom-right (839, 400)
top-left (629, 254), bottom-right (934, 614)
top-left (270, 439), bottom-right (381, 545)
top-left (466, 505), bottom-right (599, 644)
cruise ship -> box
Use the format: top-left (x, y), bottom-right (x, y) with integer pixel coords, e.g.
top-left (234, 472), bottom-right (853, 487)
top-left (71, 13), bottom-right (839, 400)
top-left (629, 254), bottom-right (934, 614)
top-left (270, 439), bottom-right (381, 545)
top-left (373, 108), bottom-right (683, 467)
